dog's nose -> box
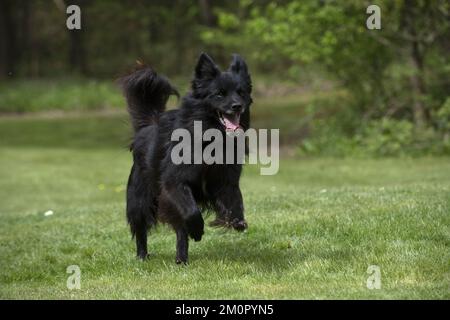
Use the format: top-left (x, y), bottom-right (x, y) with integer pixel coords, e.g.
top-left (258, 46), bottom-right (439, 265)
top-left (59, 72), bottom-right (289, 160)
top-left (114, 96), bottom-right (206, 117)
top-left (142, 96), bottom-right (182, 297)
top-left (231, 103), bottom-right (242, 112)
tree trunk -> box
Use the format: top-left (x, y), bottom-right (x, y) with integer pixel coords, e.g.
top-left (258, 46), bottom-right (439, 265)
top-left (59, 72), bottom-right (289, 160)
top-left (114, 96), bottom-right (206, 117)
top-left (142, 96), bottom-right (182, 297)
top-left (410, 38), bottom-right (427, 129)
top-left (199, 0), bottom-right (216, 27)
top-left (68, 0), bottom-right (88, 75)
top-left (21, 0), bottom-right (39, 77)
top-left (0, 0), bottom-right (17, 78)
top-left (401, 0), bottom-right (428, 129)
top-left (0, 2), bottom-right (7, 78)
top-left (69, 30), bottom-right (87, 75)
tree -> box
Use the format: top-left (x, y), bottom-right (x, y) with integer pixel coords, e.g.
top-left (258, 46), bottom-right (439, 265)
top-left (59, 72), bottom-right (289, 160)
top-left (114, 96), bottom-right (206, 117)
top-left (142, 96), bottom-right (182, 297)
top-left (54, 0), bottom-right (88, 75)
top-left (0, 0), bottom-right (17, 78)
top-left (207, 0), bottom-right (450, 129)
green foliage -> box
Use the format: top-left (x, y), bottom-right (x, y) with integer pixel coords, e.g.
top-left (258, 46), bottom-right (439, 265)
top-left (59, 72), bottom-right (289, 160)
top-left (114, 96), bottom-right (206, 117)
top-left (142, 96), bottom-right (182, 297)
top-left (433, 97), bottom-right (450, 133)
top-left (355, 119), bottom-right (416, 156)
top-left (300, 116), bottom-right (450, 157)
top-left (2, 1), bottom-right (449, 156)
top-left (201, 0), bottom-right (450, 156)
top-left (0, 80), bottom-right (124, 113)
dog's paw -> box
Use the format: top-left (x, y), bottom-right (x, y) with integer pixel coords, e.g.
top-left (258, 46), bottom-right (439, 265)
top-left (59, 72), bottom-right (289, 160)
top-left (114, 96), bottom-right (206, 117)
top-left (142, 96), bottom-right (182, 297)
top-left (231, 218), bottom-right (248, 232)
top-left (136, 252), bottom-right (150, 261)
top-left (210, 218), bottom-right (248, 231)
top-left (209, 218), bottom-right (227, 228)
top-left (176, 256), bottom-right (188, 265)
top-left (185, 213), bottom-right (204, 242)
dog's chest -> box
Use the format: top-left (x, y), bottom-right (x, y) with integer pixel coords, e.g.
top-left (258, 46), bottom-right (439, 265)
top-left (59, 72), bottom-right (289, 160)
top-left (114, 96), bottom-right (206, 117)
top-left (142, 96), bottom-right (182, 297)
top-left (198, 165), bottom-right (231, 198)
top-left (200, 166), bottom-right (214, 197)
top-left (201, 176), bottom-right (208, 197)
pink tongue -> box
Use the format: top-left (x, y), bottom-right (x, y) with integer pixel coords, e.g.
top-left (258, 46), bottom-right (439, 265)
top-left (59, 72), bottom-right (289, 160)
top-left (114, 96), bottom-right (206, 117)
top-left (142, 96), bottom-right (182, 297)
top-left (223, 117), bottom-right (240, 131)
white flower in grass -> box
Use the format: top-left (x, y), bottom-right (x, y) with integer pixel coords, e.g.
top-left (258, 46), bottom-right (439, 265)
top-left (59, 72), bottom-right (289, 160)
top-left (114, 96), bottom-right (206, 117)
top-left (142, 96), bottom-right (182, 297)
top-left (44, 210), bottom-right (54, 217)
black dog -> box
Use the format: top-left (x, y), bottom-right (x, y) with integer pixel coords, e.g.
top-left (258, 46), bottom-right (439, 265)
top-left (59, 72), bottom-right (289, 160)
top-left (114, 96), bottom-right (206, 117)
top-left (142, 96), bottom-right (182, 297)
top-left (121, 53), bottom-right (252, 263)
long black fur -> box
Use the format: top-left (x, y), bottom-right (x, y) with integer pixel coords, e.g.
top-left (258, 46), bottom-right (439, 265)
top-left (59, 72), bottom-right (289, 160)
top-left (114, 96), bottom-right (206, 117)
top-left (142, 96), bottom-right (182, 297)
top-left (120, 53), bottom-right (252, 263)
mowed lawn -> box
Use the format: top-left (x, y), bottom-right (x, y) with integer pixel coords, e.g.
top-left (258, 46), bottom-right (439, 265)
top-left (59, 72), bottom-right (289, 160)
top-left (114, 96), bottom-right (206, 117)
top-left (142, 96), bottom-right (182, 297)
top-left (0, 113), bottom-right (449, 299)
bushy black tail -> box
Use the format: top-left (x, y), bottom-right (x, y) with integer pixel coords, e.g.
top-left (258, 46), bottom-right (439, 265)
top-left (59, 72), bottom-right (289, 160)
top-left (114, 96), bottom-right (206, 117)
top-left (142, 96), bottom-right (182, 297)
top-left (120, 66), bottom-right (178, 132)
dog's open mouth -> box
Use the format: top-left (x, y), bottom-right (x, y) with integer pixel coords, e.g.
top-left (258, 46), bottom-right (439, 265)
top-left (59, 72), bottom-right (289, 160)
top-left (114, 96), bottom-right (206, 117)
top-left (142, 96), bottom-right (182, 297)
top-left (218, 111), bottom-right (241, 131)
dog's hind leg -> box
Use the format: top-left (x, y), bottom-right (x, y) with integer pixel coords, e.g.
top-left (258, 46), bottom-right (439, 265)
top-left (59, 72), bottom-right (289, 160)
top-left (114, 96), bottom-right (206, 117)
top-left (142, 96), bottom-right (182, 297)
top-left (134, 220), bottom-right (149, 260)
top-left (175, 228), bottom-right (189, 264)
top-left (127, 165), bottom-right (156, 260)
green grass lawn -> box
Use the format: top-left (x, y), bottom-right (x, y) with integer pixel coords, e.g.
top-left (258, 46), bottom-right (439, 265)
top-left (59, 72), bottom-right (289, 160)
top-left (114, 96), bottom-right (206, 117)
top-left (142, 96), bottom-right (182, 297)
top-left (0, 113), bottom-right (449, 299)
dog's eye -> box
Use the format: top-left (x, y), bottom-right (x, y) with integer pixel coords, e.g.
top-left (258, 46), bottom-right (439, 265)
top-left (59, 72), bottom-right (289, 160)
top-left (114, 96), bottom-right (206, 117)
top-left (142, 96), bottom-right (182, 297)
top-left (237, 89), bottom-right (245, 97)
top-left (216, 91), bottom-right (225, 99)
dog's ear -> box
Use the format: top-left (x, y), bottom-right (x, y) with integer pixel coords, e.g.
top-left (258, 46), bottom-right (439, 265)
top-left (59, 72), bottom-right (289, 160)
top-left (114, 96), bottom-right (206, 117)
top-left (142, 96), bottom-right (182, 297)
top-left (229, 54), bottom-right (248, 75)
top-left (229, 54), bottom-right (252, 93)
top-left (195, 52), bottom-right (220, 81)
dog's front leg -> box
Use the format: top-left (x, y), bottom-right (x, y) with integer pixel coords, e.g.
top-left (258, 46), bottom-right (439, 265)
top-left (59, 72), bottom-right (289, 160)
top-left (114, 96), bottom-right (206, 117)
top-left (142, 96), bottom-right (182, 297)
top-left (211, 185), bottom-right (248, 231)
top-left (159, 183), bottom-right (204, 264)
top-left (162, 183), bottom-right (204, 242)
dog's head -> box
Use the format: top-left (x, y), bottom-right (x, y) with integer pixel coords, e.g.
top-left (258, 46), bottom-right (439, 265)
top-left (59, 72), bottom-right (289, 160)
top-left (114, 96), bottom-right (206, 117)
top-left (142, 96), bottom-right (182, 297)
top-left (192, 53), bottom-right (252, 131)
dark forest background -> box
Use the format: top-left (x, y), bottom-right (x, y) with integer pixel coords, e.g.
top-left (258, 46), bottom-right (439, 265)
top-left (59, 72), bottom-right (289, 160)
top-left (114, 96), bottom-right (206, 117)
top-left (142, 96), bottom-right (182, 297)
top-left (0, 0), bottom-right (449, 156)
